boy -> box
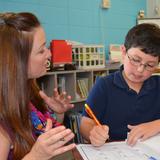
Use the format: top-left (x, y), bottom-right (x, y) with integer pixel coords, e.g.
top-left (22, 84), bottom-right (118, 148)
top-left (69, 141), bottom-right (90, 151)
top-left (80, 23), bottom-right (160, 147)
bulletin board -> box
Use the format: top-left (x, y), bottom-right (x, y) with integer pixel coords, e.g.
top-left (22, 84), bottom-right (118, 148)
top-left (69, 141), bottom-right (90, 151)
top-left (137, 18), bottom-right (160, 27)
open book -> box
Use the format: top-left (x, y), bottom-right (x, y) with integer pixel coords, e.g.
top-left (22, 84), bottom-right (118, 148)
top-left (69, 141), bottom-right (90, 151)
top-left (76, 134), bottom-right (160, 160)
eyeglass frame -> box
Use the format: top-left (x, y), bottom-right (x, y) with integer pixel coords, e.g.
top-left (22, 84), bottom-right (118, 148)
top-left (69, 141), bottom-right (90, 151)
top-left (126, 53), bottom-right (159, 71)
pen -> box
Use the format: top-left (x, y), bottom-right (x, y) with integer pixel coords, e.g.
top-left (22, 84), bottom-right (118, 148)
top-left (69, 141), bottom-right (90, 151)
top-left (144, 154), bottom-right (158, 160)
top-left (147, 156), bottom-right (158, 160)
top-left (84, 103), bottom-right (101, 126)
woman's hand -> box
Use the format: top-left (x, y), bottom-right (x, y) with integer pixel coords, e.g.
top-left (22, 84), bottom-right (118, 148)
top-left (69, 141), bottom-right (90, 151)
top-left (39, 89), bottom-right (74, 114)
top-left (89, 125), bottom-right (109, 147)
top-left (25, 119), bottom-right (75, 160)
top-left (127, 120), bottom-right (160, 146)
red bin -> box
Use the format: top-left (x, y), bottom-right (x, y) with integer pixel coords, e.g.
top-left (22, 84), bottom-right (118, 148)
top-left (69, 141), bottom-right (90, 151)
top-left (50, 40), bottom-right (72, 66)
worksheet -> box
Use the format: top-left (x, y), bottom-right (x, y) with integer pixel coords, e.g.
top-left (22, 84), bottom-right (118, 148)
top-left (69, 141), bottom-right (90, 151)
top-left (76, 141), bottom-right (160, 160)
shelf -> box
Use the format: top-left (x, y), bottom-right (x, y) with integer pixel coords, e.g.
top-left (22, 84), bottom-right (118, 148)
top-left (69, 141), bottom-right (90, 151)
top-left (38, 63), bottom-right (121, 107)
top-left (38, 63), bottom-right (120, 144)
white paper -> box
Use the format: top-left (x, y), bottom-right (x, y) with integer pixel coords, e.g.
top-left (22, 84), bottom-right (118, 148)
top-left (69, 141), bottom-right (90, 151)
top-left (76, 141), bottom-right (160, 160)
top-left (140, 134), bottom-right (160, 153)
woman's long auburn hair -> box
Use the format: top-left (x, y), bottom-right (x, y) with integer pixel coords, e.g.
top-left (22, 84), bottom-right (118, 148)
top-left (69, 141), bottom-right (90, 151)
top-left (0, 12), bottom-right (47, 159)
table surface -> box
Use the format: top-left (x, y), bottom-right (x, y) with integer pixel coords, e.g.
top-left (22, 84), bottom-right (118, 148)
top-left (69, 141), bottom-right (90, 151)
top-left (72, 148), bottom-right (83, 160)
top-left (50, 148), bottom-right (83, 160)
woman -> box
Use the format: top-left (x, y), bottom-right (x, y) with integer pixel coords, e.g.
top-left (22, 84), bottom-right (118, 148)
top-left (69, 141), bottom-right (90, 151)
top-left (0, 12), bottom-right (75, 160)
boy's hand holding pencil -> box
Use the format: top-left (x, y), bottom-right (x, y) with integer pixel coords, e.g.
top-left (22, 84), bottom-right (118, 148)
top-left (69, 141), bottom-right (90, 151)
top-left (85, 103), bottom-right (109, 146)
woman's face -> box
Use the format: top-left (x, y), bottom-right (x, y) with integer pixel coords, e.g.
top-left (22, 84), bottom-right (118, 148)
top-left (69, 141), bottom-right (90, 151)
top-left (28, 27), bottom-right (51, 79)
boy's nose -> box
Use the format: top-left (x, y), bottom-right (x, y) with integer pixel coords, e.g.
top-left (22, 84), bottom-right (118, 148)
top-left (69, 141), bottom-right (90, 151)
top-left (136, 64), bottom-right (145, 72)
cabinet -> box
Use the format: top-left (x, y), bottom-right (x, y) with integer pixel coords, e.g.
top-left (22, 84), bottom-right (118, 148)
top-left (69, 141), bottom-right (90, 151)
top-left (38, 63), bottom-right (120, 143)
top-left (38, 63), bottom-right (120, 108)
top-left (147, 0), bottom-right (160, 18)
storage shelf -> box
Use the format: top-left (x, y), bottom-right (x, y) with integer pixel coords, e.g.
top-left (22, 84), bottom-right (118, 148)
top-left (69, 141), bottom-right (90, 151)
top-left (38, 63), bottom-right (121, 108)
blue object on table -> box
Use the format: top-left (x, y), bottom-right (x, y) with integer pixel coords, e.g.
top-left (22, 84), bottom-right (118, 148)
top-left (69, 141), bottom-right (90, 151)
top-left (148, 156), bottom-right (158, 160)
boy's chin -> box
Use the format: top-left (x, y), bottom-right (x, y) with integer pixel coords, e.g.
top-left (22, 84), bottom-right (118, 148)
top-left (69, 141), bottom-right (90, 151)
top-left (130, 78), bottom-right (145, 83)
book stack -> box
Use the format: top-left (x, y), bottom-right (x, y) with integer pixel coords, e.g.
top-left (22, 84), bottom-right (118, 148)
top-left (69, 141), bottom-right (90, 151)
top-left (76, 78), bottom-right (89, 99)
top-left (64, 111), bottom-right (84, 144)
top-left (58, 76), bottom-right (66, 93)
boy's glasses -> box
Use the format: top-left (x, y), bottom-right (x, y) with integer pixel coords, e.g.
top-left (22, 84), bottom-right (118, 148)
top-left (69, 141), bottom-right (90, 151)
top-left (127, 54), bottom-right (158, 71)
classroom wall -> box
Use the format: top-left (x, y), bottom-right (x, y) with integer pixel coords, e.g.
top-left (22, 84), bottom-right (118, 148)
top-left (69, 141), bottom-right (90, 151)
top-left (0, 0), bottom-right (146, 59)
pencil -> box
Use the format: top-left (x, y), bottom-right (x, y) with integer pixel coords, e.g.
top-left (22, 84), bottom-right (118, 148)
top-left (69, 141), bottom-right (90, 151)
top-left (84, 103), bottom-right (101, 126)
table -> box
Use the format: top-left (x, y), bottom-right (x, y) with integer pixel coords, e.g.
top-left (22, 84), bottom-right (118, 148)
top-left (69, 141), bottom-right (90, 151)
top-left (72, 148), bottom-right (83, 160)
top-left (51, 148), bottom-right (83, 160)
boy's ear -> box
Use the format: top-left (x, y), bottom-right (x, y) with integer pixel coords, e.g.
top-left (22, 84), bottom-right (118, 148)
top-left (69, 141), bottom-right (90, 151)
top-left (120, 45), bottom-right (126, 56)
top-left (120, 45), bottom-right (127, 64)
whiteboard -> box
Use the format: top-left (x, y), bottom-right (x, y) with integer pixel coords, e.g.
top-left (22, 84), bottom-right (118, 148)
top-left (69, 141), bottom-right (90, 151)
top-left (137, 18), bottom-right (160, 27)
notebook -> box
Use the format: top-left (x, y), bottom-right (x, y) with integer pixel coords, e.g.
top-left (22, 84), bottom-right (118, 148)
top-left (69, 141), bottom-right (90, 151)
top-left (76, 134), bottom-right (160, 160)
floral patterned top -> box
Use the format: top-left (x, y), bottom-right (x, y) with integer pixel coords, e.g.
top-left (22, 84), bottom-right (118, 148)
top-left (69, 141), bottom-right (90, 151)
top-left (8, 103), bottom-right (61, 159)
top-left (30, 102), bottom-right (61, 135)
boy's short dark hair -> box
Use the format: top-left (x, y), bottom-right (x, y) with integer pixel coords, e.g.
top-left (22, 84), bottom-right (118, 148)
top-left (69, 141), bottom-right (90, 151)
top-left (124, 23), bottom-right (160, 57)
